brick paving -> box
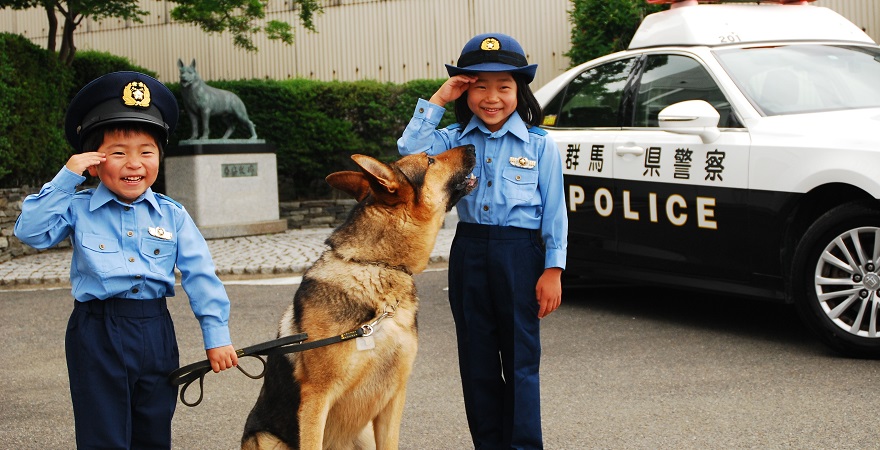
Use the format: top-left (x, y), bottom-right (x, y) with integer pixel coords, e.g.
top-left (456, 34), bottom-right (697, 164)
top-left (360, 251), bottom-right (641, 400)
top-left (0, 227), bottom-right (456, 288)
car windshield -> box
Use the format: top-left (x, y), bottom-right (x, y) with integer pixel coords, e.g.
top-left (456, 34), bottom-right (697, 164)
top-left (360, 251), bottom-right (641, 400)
top-left (714, 44), bottom-right (880, 116)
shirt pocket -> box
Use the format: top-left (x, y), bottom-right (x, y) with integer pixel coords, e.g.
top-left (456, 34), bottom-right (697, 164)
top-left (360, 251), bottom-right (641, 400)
top-left (79, 233), bottom-right (123, 274)
top-left (469, 165), bottom-right (482, 196)
top-left (502, 167), bottom-right (539, 201)
top-left (140, 237), bottom-right (177, 275)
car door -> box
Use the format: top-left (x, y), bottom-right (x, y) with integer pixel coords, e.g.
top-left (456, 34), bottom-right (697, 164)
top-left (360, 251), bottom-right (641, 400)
top-left (613, 53), bottom-right (752, 281)
top-left (542, 57), bottom-right (640, 268)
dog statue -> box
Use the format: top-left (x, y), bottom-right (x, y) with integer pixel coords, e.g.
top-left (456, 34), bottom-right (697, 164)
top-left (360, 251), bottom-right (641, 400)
top-left (241, 146), bottom-right (477, 450)
top-left (177, 58), bottom-right (257, 140)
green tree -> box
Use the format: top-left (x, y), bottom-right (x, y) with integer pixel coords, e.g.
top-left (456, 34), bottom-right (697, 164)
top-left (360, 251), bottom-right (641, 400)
top-left (170, 0), bottom-right (321, 52)
top-left (567, 0), bottom-right (664, 66)
top-left (1, 0), bottom-right (321, 64)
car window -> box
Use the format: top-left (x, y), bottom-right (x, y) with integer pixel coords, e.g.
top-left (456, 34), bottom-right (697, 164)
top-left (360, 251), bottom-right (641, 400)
top-left (543, 57), bottom-right (637, 128)
top-left (715, 45), bottom-right (880, 116)
top-left (633, 54), bottom-right (737, 128)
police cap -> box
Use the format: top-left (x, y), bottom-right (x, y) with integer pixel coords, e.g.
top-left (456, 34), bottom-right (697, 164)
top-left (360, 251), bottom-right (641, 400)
top-left (64, 71), bottom-right (178, 152)
top-left (445, 33), bottom-right (538, 84)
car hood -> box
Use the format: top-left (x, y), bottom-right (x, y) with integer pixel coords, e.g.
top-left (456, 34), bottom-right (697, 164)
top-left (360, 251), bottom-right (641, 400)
top-left (747, 108), bottom-right (880, 150)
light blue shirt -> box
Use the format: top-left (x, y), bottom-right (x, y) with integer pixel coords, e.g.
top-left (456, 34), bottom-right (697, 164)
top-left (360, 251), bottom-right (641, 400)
top-left (398, 98), bottom-right (567, 269)
top-left (14, 167), bottom-right (232, 349)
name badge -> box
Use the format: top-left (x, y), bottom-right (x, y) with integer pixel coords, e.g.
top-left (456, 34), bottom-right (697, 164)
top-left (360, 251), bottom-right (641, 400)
top-left (509, 156), bottom-right (536, 169)
top-left (148, 226), bottom-right (173, 240)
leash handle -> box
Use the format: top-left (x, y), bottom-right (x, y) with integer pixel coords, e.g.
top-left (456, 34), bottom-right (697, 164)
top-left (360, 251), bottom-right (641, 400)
top-left (175, 355), bottom-right (267, 407)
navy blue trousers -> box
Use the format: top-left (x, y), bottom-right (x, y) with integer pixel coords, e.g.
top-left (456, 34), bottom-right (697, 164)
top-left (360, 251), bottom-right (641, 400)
top-left (65, 298), bottom-right (179, 450)
top-left (449, 222), bottom-right (544, 450)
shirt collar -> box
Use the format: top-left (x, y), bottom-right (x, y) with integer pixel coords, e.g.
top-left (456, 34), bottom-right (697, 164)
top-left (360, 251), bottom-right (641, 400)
top-left (461, 111), bottom-right (531, 143)
top-left (89, 183), bottom-right (163, 215)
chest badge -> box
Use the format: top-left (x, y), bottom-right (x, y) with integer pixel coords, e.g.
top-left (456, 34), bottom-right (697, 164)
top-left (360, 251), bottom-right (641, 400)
top-left (148, 226), bottom-right (173, 240)
top-left (509, 156), bottom-right (536, 169)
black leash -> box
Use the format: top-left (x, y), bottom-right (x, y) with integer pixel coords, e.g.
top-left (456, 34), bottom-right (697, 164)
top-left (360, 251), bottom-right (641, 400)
top-left (169, 329), bottom-right (367, 407)
top-left (168, 300), bottom-right (399, 407)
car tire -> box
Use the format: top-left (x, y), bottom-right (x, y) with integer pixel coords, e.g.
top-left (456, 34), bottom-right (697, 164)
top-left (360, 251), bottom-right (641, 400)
top-left (792, 202), bottom-right (880, 358)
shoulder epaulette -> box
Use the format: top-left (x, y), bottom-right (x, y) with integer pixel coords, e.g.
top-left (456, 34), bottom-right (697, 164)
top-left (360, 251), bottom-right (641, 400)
top-left (155, 192), bottom-right (184, 209)
top-left (528, 126), bottom-right (548, 136)
top-left (73, 188), bottom-right (94, 197)
top-left (444, 123), bottom-right (462, 131)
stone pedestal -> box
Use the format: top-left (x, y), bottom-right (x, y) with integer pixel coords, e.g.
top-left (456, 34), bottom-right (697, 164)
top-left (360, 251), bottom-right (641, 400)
top-left (164, 140), bottom-right (288, 239)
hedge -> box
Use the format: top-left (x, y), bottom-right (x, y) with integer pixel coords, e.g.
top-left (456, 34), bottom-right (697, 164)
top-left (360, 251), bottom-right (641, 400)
top-left (0, 33), bottom-right (452, 200)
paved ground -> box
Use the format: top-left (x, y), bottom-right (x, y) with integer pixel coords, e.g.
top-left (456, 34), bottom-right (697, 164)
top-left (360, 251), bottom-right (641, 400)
top-left (0, 227), bottom-right (457, 288)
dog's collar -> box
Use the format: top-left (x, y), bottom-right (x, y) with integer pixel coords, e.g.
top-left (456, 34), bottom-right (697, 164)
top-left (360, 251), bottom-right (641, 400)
top-left (333, 250), bottom-right (412, 275)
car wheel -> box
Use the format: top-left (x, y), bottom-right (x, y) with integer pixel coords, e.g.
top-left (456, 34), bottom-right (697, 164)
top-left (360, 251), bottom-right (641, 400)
top-left (792, 202), bottom-right (880, 358)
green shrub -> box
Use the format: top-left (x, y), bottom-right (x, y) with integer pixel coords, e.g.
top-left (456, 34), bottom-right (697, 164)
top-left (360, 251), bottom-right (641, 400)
top-left (0, 33), bottom-right (73, 188)
top-left (69, 51), bottom-right (157, 103)
top-left (166, 77), bottom-right (447, 199)
top-left (1, 37), bottom-right (449, 198)
top-left (567, 0), bottom-right (663, 66)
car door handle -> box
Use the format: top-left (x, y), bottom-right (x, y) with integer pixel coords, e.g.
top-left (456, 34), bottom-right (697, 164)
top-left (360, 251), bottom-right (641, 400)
top-left (615, 145), bottom-right (645, 156)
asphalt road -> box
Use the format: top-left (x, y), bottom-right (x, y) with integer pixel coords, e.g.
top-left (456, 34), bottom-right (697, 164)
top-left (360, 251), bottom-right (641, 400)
top-left (2, 270), bottom-right (879, 449)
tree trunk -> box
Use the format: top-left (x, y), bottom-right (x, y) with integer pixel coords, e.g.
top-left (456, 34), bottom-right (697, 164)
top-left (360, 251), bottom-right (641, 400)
top-left (59, 15), bottom-right (77, 65)
top-left (43, 4), bottom-right (58, 53)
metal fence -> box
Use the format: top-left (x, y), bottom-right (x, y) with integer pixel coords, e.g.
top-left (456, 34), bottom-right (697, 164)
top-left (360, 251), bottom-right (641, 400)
top-left (0, 0), bottom-right (573, 88)
top-left (1, 0), bottom-right (877, 88)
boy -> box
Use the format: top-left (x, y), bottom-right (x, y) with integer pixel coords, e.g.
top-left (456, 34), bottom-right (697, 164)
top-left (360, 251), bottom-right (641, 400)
top-left (14, 71), bottom-right (238, 449)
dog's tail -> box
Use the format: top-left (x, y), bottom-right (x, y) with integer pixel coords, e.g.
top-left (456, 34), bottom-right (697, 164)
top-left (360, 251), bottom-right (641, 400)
top-left (241, 432), bottom-right (291, 450)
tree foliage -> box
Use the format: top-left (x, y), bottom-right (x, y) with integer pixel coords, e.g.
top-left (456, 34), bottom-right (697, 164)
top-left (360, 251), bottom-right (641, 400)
top-left (567, 0), bottom-right (664, 66)
top-left (170, 0), bottom-right (321, 52)
top-left (0, 0), bottom-right (322, 64)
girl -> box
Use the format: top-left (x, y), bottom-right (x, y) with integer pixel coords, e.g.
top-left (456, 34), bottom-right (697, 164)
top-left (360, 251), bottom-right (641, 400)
top-left (398, 33), bottom-right (568, 449)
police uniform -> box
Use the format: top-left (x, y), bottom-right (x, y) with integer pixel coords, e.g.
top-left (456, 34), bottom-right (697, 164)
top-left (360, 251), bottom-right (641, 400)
top-left (14, 72), bottom-right (232, 449)
top-left (398, 34), bottom-right (568, 449)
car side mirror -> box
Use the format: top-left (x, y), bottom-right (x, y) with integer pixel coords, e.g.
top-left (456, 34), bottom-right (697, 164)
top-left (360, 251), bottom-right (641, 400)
top-left (658, 100), bottom-right (721, 144)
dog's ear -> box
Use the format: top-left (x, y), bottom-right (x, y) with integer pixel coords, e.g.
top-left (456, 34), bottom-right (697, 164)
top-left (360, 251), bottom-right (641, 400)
top-left (177, 59), bottom-right (183, 68)
top-left (351, 154), bottom-right (399, 195)
top-left (326, 171), bottom-right (371, 202)
top-left (191, 58), bottom-right (196, 68)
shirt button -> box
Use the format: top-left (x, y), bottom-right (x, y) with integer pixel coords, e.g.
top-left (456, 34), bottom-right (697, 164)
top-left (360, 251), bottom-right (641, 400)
top-left (154, 249), bottom-right (160, 255)
top-left (486, 158), bottom-right (492, 163)
top-left (132, 288), bottom-right (139, 293)
top-left (483, 205), bottom-right (489, 211)
top-left (487, 181), bottom-right (493, 187)
top-left (418, 107), bottom-right (425, 113)
top-left (124, 206), bottom-right (130, 211)
top-left (129, 257), bottom-right (135, 263)
top-left (135, 275), bottom-right (142, 279)
top-left (99, 244), bottom-right (105, 250)
top-left (516, 175), bottom-right (522, 181)
top-left (127, 231), bottom-right (134, 237)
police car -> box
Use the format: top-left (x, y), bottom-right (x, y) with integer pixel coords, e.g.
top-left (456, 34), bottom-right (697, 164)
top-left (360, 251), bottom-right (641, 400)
top-left (535, 0), bottom-right (880, 357)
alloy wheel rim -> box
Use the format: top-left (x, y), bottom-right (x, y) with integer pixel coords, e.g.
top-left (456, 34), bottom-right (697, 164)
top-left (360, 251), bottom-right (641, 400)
top-left (813, 227), bottom-right (880, 338)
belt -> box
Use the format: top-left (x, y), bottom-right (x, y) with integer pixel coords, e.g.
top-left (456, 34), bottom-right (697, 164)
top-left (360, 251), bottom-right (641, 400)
top-left (456, 222), bottom-right (539, 240)
top-left (75, 297), bottom-right (167, 318)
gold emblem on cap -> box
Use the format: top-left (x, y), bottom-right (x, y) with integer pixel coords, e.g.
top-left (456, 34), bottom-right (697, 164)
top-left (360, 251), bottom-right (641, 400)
top-left (480, 38), bottom-right (501, 51)
top-left (122, 81), bottom-right (151, 108)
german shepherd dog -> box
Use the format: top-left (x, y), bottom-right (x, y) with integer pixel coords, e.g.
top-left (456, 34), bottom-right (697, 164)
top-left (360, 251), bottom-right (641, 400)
top-left (241, 145), bottom-right (477, 450)
top-left (177, 58), bottom-right (258, 140)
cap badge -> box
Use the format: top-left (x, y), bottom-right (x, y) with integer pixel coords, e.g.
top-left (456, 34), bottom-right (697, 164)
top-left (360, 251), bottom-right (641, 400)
top-left (122, 81), bottom-right (151, 108)
top-left (148, 226), bottom-right (173, 240)
top-left (510, 156), bottom-right (536, 169)
top-left (480, 38), bottom-right (501, 51)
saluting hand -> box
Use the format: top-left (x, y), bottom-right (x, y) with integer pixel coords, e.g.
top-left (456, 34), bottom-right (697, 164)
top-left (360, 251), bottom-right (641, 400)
top-left (430, 74), bottom-right (479, 106)
top-left (65, 152), bottom-right (106, 175)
